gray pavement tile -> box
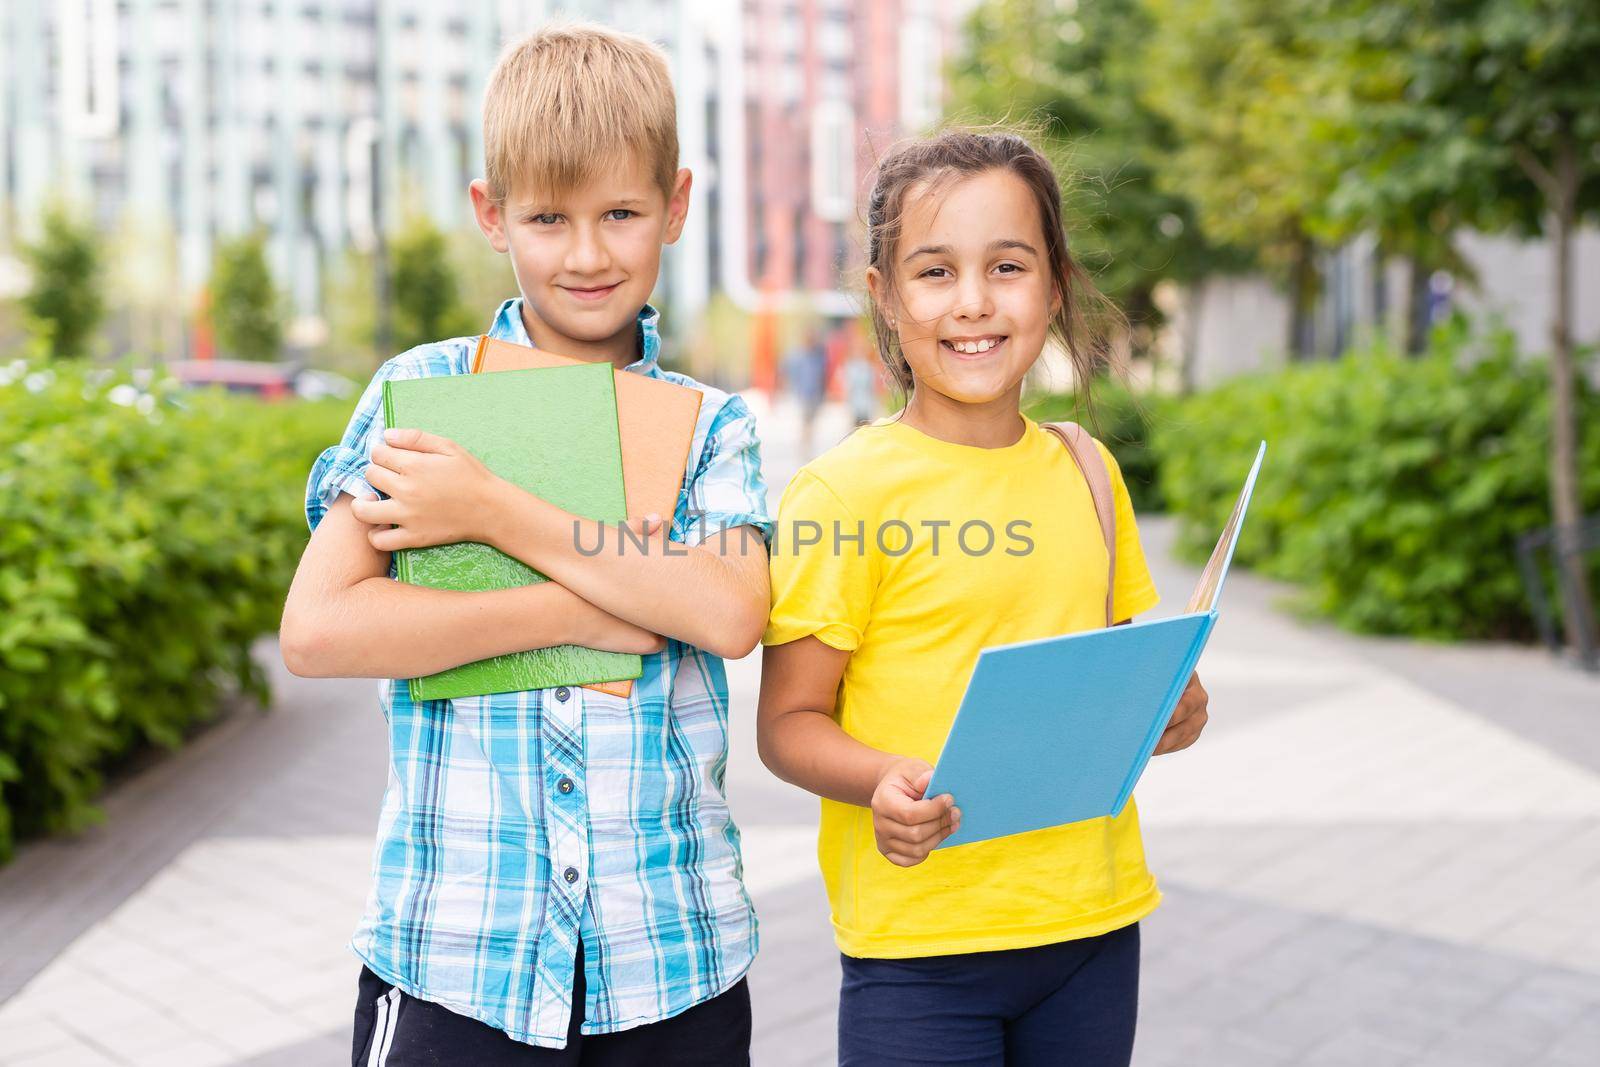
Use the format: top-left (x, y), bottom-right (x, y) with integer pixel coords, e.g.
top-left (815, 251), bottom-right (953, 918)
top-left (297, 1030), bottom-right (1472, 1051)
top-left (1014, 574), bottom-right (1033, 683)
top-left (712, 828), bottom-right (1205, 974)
top-left (1135, 1023), bottom-right (1298, 1067)
top-left (747, 876), bottom-right (839, 1064)
top-left (1298, 1029), bottom-right (1426, 1067)
top-left (1141, 881), bottom-right (1600, 1065)
top-left (236, 1030), bottom-right (347, 1066)
top-left (0, 661), bottom-right (384, 1003)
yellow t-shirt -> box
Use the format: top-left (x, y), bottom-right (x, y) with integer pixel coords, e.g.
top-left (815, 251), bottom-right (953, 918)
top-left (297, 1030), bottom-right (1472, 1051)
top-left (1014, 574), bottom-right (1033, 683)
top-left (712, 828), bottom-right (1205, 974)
top-left (763, 414), bottom-right (1164, 959)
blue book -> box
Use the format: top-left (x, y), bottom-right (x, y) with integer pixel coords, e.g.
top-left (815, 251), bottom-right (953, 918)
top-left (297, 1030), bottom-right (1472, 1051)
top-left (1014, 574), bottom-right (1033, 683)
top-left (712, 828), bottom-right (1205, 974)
top-left (927, 442), bottom-right (1267, 848)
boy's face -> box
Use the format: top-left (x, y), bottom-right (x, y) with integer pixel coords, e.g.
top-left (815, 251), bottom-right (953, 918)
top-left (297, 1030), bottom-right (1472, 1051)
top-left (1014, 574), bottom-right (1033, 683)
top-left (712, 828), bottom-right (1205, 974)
top-left (470, 154), bottom-right (691, 361)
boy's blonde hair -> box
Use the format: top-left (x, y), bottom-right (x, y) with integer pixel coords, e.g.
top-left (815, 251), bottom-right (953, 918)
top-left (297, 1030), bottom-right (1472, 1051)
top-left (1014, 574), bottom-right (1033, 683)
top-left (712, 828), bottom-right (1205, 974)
top-left (482, 22), bottom-right (679, 205)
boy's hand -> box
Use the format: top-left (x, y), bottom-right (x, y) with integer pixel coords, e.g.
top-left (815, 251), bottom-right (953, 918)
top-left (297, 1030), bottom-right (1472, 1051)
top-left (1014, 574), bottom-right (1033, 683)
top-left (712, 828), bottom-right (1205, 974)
top-left (555, 580), bottom-right (667, 656)
top-left (1153, 672), bottom-right (1208, 755)
top-left (354, 428), bottom-right (503, 550)
top-left (871, 757), bottom-right (959, 867)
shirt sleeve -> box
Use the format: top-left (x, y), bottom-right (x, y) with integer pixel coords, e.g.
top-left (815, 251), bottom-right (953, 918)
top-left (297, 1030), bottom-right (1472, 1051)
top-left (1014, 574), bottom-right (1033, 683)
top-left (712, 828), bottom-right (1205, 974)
top-left (763, 469), bottom-right (876, 652)
top-left (304, 357), bottom-right (414, 532)
top-left (1096, 440), bottom-right (1161, 622)
top-left (680, 393), bottom-right (776, 547)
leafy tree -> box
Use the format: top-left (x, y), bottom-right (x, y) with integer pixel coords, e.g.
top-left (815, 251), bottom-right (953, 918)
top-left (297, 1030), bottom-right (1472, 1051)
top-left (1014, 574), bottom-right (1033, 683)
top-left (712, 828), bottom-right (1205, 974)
top-left (1140, 0), bottom-right (1355, 358)
top-left (208, 231), bottom-right (283, 361)
top-left (19, 204), bottom-right (104, 360)
top-left (1322, 0), bottom-right (1599, 661)
top-left (947, 0), bottom-right (1238, 339)
top-left (389, 215), bottom-right (477, 352)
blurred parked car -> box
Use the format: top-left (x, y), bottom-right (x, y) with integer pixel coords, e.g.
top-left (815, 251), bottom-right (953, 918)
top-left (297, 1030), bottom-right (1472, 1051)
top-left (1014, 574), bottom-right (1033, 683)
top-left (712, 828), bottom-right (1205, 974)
top-left (167, 360), bottom-right (356, 401)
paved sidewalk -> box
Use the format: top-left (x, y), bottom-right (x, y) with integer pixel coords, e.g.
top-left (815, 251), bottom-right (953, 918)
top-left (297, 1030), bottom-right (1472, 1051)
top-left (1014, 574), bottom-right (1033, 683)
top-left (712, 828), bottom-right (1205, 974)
top-left (3, 397), bottom-right (1599, 1066)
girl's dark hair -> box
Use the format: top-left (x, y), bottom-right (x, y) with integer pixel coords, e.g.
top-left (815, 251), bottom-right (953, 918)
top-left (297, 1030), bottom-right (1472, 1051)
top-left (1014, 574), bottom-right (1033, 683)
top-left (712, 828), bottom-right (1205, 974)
top-left (864, 127), bottom-right (1125, 404)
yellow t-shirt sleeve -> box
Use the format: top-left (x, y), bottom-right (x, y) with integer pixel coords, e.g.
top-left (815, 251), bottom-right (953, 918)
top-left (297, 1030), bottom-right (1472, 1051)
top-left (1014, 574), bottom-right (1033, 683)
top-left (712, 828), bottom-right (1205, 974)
top-left (763, 469), bottom-right (875, 652)
top-left (1095, 440), bottom-right (1162, 622)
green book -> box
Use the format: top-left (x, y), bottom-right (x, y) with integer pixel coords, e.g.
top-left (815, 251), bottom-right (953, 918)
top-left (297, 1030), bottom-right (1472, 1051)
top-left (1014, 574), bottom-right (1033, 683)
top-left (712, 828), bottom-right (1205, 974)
top-left (380, 362), bottom-right (641, 702)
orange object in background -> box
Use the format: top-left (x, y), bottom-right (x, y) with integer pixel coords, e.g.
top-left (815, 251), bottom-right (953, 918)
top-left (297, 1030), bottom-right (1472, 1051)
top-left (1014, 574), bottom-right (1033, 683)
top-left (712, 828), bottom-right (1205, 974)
top-left (750, 304), bottom-right (778, 394)
top-left (192, 287), bottom-right (215, 362)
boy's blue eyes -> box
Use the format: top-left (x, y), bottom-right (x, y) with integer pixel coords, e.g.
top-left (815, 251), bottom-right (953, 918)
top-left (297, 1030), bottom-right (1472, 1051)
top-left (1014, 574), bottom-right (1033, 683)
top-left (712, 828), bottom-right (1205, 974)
top-left (524, 209), bottom-right (637, 225)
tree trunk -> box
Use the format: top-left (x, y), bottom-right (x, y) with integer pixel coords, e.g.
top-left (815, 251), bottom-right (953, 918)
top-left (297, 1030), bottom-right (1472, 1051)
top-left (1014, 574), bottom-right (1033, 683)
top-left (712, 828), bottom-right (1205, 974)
top-left (1545, 148), bottom-right (1598, 667)
top-left (1405, 255), bottom-right (1429, 356)
top-left (1179, 282), bottom-right (1202, 395)
top-left (1287, 235), bottom-right (1315, 360)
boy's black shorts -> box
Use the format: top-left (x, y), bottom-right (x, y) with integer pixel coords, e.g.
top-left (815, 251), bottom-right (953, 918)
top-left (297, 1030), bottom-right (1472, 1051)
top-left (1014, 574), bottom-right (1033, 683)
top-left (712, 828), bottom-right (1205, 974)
top-left (352, 942), bottom-right (751, 1066)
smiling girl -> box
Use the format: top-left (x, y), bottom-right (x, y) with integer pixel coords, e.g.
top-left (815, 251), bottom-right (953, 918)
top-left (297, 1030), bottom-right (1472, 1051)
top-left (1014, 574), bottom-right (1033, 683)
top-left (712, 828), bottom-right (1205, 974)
top-left (756, 130), bottom-right (1209, 1065)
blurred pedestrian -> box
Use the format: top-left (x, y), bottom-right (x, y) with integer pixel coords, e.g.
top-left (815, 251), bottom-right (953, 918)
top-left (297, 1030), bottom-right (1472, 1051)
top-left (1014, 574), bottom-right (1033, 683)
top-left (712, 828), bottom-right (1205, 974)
top-left (783, 325), bottom-right (828, 457)
top-left (843, 344), bottom-right (879, 427)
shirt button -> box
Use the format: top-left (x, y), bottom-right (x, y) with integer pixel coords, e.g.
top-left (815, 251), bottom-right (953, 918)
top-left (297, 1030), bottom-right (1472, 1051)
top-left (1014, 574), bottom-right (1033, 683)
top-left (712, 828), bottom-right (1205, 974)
top-left (557, 777), bottom-right (574, 794)
top-left (563, 867), bottom-right (579, 885)
top-left (555, 687), bottom-right (571, 702)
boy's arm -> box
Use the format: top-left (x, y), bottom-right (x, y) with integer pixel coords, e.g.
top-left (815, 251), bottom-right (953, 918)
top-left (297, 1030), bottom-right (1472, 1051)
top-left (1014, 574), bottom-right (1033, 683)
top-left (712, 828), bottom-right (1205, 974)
top-left (478, 495), bottom-right (769, 662)
top-left (354, 400), bottom-right (775, 659)
top-left (279, 494), bottom-right (664, 679)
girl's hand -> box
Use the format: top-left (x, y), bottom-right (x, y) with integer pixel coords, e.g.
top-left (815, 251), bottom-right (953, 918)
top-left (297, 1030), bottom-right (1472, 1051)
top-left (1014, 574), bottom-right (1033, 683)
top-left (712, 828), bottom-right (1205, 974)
top-left (1153, 672), bottom-right (1208, 755)
top-left (353, 428), bottom-right (504, 551)
top-left (871, 757), bottom-right (960, 867)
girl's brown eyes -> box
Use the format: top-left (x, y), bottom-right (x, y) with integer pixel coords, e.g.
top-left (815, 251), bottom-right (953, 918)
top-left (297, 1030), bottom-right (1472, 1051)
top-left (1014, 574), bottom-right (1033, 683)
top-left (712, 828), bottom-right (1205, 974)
top-left (917, 264), bottom-right (1024, 279)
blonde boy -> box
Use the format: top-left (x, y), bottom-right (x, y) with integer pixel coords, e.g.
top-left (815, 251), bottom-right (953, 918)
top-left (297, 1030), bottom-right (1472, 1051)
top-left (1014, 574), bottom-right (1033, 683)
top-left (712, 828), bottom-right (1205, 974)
top-left (281, 24), bottom-right (769, 1064)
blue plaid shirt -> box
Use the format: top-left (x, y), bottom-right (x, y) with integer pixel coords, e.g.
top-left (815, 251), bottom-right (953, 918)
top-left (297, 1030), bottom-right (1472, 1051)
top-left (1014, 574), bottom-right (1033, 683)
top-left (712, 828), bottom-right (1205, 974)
top-left (305, 298), bottom-right (773, 1047)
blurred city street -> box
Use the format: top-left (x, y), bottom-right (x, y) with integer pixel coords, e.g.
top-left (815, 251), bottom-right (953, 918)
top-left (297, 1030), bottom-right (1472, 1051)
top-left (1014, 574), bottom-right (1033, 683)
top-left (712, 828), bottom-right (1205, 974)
top-left (1, 397), bottom-right (1598, 1067)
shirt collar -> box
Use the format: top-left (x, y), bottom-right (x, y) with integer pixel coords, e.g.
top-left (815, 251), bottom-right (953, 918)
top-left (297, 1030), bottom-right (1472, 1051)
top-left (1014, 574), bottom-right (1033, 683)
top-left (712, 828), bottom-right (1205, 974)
top-left (487, 297), bottom-right (662, 373)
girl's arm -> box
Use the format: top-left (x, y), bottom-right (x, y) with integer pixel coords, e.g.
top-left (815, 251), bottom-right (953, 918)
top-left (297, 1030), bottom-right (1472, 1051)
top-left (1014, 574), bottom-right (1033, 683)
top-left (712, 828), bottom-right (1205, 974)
top-left (758, 635), bottom-right (958, 866)
top-left (279, 495), bottom-right (664, 679)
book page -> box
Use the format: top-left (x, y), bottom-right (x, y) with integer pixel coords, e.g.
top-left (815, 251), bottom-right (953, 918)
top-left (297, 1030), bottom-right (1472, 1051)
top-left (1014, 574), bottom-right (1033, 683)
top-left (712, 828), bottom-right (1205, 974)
top-left (1184, 443), bottom-right (1267, 614)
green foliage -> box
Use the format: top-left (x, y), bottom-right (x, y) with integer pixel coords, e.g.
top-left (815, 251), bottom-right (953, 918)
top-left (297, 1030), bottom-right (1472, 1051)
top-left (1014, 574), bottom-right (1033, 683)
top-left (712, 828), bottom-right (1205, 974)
top-left (208, 231), bottom-right (284, 361)
top-left (0, 358), bottom-right (346, 862)
top-left (1154, 319), bottom-right (1600, 639)
top-left (390, 216), bottom-right (479, 352)
top-left (1024, 379), bottom-right (1168, 512)
top-left (947, 0), bottom-right (1242, 316)
top-left (1139, 0), bottom-right (1347, 265)
top-left (1323, 0), bottom-right (1600, 238)
top-left (18, 205), bottom-right (104, 360)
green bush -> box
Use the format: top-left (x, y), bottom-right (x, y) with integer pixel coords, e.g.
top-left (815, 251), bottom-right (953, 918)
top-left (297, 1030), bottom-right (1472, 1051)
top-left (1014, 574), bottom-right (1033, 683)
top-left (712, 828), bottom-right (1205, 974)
top-left (0, 357), bottom-right (346, 861)
top-left (1025, 377), bottom-right (1168, 512)
top-left (208, 231), bottom-right (284, 361)
top-left (19, 205), bottom-right (104, 361)
top-left (1154, 319), bottom-right (1600, 640)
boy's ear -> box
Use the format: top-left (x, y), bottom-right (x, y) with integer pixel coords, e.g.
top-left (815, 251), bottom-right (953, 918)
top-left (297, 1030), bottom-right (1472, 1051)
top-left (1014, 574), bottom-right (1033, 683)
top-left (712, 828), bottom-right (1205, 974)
top-left (662, 168), bottom-right (693, 245)
top-left (468, 179), bottom-right (510, 254)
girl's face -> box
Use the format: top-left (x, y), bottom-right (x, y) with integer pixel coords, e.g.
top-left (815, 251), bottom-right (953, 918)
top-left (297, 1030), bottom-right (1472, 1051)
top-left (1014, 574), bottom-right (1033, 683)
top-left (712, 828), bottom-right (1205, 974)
top-left (869, 167), bottom-right (1056, 407)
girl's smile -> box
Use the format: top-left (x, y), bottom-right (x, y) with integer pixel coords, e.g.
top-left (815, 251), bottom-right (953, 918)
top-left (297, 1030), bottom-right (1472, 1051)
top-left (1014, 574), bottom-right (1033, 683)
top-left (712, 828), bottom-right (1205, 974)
top-left (941, 334), bottom-right (1009, 358)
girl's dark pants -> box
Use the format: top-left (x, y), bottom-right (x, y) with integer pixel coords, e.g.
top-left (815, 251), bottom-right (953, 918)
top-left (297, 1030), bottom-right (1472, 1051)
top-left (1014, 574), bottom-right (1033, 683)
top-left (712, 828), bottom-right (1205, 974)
top-left (837, 921), bottom-right (1140, 1066)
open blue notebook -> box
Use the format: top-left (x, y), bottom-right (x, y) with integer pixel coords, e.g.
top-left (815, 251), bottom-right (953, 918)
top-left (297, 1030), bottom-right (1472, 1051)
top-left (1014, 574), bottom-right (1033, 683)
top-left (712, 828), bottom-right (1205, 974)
top-left (927, 441), bottom-right (1267, 849)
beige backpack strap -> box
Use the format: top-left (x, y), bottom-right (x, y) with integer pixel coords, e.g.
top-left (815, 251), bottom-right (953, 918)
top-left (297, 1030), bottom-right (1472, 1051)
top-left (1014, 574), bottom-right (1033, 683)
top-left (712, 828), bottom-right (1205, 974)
top-left (1042, 421), bottom-right (1117, 627)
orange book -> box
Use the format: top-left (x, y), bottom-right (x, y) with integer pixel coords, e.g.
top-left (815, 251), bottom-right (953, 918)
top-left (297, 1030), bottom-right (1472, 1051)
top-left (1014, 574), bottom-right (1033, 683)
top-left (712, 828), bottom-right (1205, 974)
top-left (473, 335), bottom-right (704, 699)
